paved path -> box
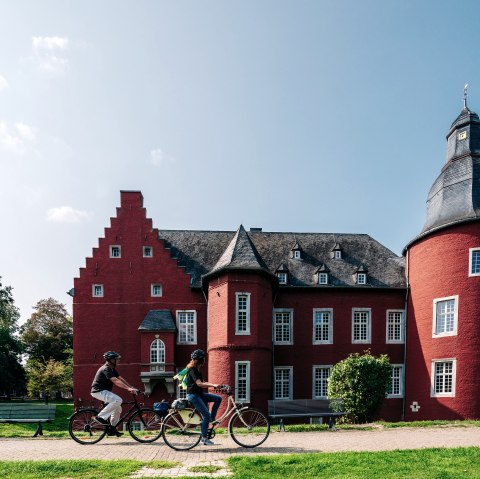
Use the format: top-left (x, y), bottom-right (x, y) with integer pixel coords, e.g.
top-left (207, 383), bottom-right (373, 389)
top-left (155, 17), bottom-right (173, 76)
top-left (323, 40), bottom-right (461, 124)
top-left (1, 427), bottom-right (480, 463)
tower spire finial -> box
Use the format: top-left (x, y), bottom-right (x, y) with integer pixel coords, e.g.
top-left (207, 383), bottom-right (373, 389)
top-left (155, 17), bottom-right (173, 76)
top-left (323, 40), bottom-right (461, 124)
top-left (464, 83), bottom-right (469, 109)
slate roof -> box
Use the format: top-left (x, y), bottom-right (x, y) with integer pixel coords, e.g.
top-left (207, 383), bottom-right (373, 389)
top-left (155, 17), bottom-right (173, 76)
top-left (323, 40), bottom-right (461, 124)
top-left (159, 229), bottom-right (406, 289)
top-left (138, 310), bottom-right (177, 331)
top-left (406, 105), bottom-right (480, 249)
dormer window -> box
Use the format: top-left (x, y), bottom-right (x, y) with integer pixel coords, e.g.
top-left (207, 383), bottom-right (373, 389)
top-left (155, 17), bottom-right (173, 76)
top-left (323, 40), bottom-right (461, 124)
top-left (110, 245), bottom-right (121, 258)
top-left (354, 265), bottom-right (368, 285)
top-left (276, 263), bottom-right (289, 285)
top-left (357, 273), bottom-right (367, 285)
top-left (318, 273), bottom-right (329, 285)
top-left (293, 250), bottom-right (301, 259)
top-left (331, 242), bottom-right (343, 260)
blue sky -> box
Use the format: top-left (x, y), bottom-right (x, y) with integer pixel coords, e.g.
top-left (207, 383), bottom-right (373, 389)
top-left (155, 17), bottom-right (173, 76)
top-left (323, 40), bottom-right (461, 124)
top-left (1, 0), bottom-right (479, 321)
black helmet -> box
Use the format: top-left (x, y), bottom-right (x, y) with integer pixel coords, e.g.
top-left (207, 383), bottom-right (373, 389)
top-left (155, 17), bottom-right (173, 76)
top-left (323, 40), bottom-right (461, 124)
top-left (191, 349), bottom-right (206, 361)
top-left (103, 351), bottom-right (121, 360)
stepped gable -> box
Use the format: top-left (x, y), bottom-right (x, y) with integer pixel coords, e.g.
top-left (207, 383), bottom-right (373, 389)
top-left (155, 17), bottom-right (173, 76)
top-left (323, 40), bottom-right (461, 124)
top-left (159, 229), bottom-right (405, 289)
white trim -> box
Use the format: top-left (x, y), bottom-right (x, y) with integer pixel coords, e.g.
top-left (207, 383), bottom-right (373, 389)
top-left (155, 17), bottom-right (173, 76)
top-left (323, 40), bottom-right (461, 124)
top-left (357, 273), bottom-right (367, 285)
top-left (352, 308), bottom-right (371, 343)
top-left (387, 364), bottom-right (404, 398)
top-left (235, 292), bottom-right (251, 335)
top-left (92, 284), bottom-right (104, 297)
top-left (334, 250), bottom-right (342, 259)
top-left (431, 358), bottom-right (456, 397)
top-left (312, 365), bottom-right (332, 399)
top-left (318, 273), bottom-right (329, 285)
top-left (313, 308), bottom-right (333, 344)
top-left (277, 272), bottom-right (288, 285)
top-left (109, 245), bottom-right (121, 258)
top-left (469, 247), bottom-right (480, 276)
top-left (293, 250), bottom-right (301, 259)
top-left (235, 361), bottom-right (250, 403)
top-left (273, 309), bottom-right (293, 345)
top-left (386, 310), bottom-right (405, 344)
top-left (143, 246), bottom-right (153, 258)
top-left (274, 366), bottom-right (293, 400)
top-left (151, 283), bottom-right (163, 297)
top-left (432, 295), bottom-right (458, 337)
top-left (176, 310), bottom-right (197, 344)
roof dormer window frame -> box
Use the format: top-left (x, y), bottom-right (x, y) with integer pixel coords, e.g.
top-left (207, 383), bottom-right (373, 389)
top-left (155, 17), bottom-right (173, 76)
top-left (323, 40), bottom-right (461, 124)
top-left (334, 250), bottom-right (342, 260)
top-left (318, 272), bottom-right (329, 285)
top-left (356, 272), bottom-right (367, 285)
top-left (277, 272), bottom-right (288, 285)
top-left (293, 249), bottom-right (302, 260)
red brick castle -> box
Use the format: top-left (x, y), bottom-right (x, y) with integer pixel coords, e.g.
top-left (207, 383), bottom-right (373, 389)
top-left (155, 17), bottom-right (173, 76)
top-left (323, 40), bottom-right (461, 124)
top-left (73, 100), bottom-right (480, 421)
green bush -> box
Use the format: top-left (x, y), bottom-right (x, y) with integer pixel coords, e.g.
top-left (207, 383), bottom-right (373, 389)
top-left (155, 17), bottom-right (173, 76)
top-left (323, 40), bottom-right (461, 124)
top-left (327, 350), bottom-right (392, 423)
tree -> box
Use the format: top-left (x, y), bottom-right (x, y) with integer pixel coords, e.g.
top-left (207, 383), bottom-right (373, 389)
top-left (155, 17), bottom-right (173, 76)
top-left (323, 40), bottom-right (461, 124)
top-left (26, 359), bottom-right (71, 398)
top-left (327, 350), bottom-right (392, 423)
top-left (20, 298), bottom-right (73, 363)
top-left (0, 277), bottom-right (25, 396)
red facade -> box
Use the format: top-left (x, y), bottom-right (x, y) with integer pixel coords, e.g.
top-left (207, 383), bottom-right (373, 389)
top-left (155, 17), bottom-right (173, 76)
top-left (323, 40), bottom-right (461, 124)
top-left (73, 190), bottom-right (406, 420)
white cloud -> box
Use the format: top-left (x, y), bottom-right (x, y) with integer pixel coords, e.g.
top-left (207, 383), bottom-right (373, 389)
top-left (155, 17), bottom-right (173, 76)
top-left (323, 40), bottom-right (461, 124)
top-left (0, 75), bottom-right (8, 91)
top-left (0, 121), bottom-right (36, 155)
top-left (32, 36), bottom-right (69, 51)
top-left (46, 206), bottom-right (92, 223)
top-left (31, 36), bottom-right (69, 75)
top-left (150, 148), bottom-right (176, 166)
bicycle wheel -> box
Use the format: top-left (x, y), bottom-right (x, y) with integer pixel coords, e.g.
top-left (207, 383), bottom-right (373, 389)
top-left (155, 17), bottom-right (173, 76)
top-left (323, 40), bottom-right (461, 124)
top-left (162, 409), bottom-right (202, 451)
top-left (69, 408), bottom-right (107, 445)
top-left (229, 408), bottom-right (270, 448)
top-left (127, 408), bottom-right (163, 443)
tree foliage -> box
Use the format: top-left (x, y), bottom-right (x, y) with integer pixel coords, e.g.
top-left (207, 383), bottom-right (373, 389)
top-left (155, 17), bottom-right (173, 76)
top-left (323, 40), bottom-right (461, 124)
top-left (0, 277), bottom-right (25, 396)
top-left (26, 359), bottom-right (71, 398)
top-left (327, 350), bottom-right (392, 423)
top-left (20, 298), bottom-right (73, 362)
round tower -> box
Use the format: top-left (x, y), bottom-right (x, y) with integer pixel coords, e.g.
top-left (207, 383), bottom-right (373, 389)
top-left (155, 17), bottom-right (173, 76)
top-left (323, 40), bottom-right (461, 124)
top-left (405, 92), bottom-right (480, 420)
top-left (202, 225), bottom-right (277, 415)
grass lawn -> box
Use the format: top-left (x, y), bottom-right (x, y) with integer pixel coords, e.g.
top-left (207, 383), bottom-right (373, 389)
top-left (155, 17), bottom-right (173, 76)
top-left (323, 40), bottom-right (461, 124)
top-left (0, 448), bottom-right (480, 478)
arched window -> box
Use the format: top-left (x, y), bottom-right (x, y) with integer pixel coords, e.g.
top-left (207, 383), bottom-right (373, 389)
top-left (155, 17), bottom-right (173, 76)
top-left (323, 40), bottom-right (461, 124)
top-left (150, 339), bottom-right (165, 372)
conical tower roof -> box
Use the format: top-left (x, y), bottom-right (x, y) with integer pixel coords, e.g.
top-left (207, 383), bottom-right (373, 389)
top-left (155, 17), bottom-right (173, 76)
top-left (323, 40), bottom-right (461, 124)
top-left (202, 225), bottom-right (274, 282)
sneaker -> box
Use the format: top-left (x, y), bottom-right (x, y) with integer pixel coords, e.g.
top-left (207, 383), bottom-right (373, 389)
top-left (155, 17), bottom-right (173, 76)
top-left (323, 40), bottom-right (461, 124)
top-left (201, 437), bottom-right (215, 446)
top-left (95, 416), bottom-right (109, 425)
top-left (106, 426), bottom-right (124, 437)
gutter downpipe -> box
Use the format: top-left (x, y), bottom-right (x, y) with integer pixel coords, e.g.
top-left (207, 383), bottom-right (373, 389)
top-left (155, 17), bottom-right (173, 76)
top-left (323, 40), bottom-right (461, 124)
top-left (401, 249), bottom-right (410, 421)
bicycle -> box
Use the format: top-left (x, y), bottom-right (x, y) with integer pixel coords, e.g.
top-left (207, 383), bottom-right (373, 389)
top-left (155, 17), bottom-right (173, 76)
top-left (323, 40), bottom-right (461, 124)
top-left (161, 385), bottom-right (270, 450)
top-left (69, 392), bottom-right (163, 445)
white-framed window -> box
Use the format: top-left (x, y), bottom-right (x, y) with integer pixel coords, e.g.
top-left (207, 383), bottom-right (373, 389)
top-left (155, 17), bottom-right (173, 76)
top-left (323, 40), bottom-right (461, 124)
top-left (235, 292), bottom-right (250, 335)
top-left (110, 245), bottom-right (121, 258)
top-left (273, 309), bottom-right (293, 344)
top-left (293, 250), bottom-right (301, 259)
top-left (92, 284), bottom-right (104, 297)
top-left (334, 250), bottom-right (342, 259)
top-left (352, 308), bottom-right (371, 343)
top-left (150, 339), bottom-right (165, 372)
top-left (386, 310), bottom-right (405, 343)
top-left (433, 296), bottom-right (458, 337)
top-left (431, 359), bottom-right (456, 397)
top-left (313, 308), bottom-right (333, 344)
top-left (318, 273), bottom-right (329, 285)
top-left (469, 248), bottom-right (480, 276)
top-left (387, 365), bottom-right (404, 397)
top-left (143, 246), bottom-right (153, 257)
top-left (277, 272), bottom-right (287, 285)
top-left (177, 310), bottom-right (197, 344)
top-left (357, 273), bottom-right (367, 285)
top-left (274, 367), bottom-right (293, 400)
top-left (151, 284), bottom-right (162, 297)
top-left (312, 365), bottom-right (331, 399)
top-left (235, 361), bottom-right (250, 403)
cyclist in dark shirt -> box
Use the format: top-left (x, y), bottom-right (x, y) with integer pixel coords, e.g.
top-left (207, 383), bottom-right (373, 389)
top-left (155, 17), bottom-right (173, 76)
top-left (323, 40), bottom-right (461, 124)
top-left (185, 349), bottom-right (221, 446)
top-left (91, 351), bottom-right (139, 436)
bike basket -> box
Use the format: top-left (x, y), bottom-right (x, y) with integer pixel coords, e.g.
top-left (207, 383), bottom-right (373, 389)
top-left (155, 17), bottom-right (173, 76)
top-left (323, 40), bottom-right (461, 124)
top-left (153, 401), bottom-right (170, 417)
top-left (171, 398), bottom-right (190, 410)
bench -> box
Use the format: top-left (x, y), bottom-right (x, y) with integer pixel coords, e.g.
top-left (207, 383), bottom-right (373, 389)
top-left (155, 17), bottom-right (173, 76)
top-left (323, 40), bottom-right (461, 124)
top-left (268, 399), bottom-right (344, 431)
top-left (0, 403), bottom-right (57, 437)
